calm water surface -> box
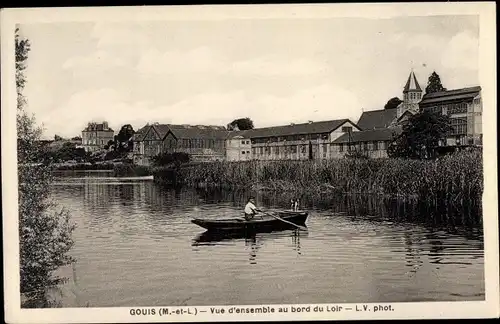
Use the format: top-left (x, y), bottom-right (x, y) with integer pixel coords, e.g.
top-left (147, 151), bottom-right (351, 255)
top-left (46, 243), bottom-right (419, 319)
top-left (50, 171), bottom-right (484, 307)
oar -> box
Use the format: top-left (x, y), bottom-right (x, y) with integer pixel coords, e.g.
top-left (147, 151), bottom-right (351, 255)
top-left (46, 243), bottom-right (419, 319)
top-left (260, 211), bottom-right (307, 231)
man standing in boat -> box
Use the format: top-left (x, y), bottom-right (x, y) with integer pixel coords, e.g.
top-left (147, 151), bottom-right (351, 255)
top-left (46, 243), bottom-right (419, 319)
top-left (244, 197), bottom-right (262, 220)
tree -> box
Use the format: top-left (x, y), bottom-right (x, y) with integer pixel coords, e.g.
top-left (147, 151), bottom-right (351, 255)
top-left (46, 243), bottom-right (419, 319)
top-left (16, 28), bottom-right (75, 307)
top-left (227, 117), bottom-right (254, 131)
top-left (425, 71), bottom-right (447, 94)
top-left (54, 134), bottom-right (63, 141)
top-left (114, 124), bottom-right (135, 152)
top-left (384, 97), bottom-right (403, 110)
top-left (387, 110), bottom-right (453, 160)
top-left (71, 136), bottom-right (82, 141)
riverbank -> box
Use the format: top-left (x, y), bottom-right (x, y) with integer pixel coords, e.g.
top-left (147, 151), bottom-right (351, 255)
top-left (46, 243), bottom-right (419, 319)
top-left (152, 150), bottom-right (483, 203)
top-left (50, 162), bottom-right (153, 178)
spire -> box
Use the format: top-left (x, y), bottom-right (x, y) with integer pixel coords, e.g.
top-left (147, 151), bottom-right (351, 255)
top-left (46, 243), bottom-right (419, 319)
top-left (403, 70), bottom-right (422, 93)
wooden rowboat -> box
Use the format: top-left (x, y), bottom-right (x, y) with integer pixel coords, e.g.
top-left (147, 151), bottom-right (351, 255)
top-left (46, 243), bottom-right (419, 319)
top-left (191, 210), bottom-right (308, 232)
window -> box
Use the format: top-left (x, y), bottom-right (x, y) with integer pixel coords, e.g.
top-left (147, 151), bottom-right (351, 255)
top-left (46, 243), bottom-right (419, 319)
top-left (242, 151), bottom-right (245, 154)
top-left (301, 145), bottom-right (307, 154)
top-left (373, 141), bottom-right (379, 151)
top-left (291, 146), bottom-right (297, 154)
top-left (368, 142), bottom-right (374, 151)
top-left (342, 126), bottom-right (353, 133)
top-left (252, 148), bottom-right (256, 155)
top-left (247, 151), bottom-right (250, 154)
top-left (363, 142), bottom-right (369, 151)
top-left (339, 143), bottom-right (344, 152)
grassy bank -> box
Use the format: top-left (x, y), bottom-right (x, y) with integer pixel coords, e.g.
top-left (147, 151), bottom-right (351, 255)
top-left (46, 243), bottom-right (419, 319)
top-left (153, 150), bottom-right (483, 203)
top-left (53, 162), bottom-right (117, 171)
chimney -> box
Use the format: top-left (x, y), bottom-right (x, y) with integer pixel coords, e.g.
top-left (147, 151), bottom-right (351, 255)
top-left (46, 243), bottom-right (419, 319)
top-left (103, 121), bottom-right (108, 129)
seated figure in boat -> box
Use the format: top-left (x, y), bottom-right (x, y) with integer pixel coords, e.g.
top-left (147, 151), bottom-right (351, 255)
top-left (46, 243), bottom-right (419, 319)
top-left (244, 197), bottom-right (262, 220)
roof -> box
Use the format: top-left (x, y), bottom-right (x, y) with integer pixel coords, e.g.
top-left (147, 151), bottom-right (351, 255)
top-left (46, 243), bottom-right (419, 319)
top-left (420, 86), bottom-right (481, 105)
top-left (131, 125), bottom-right (151, 141)
top-left (82, 122), bottom-right (114, 132)
top-left (167, 124), bottom-right (229, 140)
top-left (332, 127), bottom-right (402, 144)
top-left (232, 119), bottom-right (356, 139)
top-left (356, 109), bottom-right (397, 130)
top-left (403, 71), bottom-right (422, 93)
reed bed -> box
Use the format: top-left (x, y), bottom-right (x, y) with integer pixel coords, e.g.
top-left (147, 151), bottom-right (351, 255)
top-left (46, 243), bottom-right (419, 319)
top-left (153, 150), bottom-right (483, 203)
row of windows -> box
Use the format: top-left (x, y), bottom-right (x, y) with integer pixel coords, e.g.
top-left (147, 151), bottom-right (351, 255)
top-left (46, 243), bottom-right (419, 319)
top-left (248, 141), bottom-right (389, 155)
top-left (240, 140), bottom-right (251, 145)
top-left (252, 133), bottom-right (330, 144)
top-left (162, 138), bottom-right (226, 149)
top-left (337, 141), bottom-right (387, 152)
top-left (405, 92), bottom-right (422, 101)
top-left (423, 102), bottom-right (469, 115)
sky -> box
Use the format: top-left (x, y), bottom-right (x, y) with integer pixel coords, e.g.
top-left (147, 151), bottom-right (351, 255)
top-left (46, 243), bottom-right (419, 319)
top-left (18, 14), bottom-right (479, 139)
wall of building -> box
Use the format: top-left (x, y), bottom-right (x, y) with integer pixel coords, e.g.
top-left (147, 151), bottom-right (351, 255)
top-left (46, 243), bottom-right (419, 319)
top-left (329, 121), bottom-right (360, 141)
top-left (82, 130), bottom-right (114, 152)
top-left (330, 140), bottom-right (390, 159)
top-left (226, 138), bottom-right (252, 161)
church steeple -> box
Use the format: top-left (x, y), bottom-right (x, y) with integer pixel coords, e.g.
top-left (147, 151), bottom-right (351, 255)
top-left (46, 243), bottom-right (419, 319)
top-left (403, 70), bottom-right (422, 93)
top-left (397, 70), bottom-right (423, 119)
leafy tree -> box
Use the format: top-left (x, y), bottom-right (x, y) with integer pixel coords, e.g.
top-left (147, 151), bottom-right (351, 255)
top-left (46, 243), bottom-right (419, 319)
top-left (227, 117), bottom-right (254, 131)
top-left (16, 28), bottom-right (75, 307)
top-left (113, 124), bottom-right (135, 152)
top-left (425, 71), bottom-right (447, 94)
top-left (53, 134), bottom-right (63, 141)
top-left (387, 110), bottom-right (452, 160)
top-left (71, 136), bottom-right (82, 141)
top-left (384, 97), bottom-right (403, 110)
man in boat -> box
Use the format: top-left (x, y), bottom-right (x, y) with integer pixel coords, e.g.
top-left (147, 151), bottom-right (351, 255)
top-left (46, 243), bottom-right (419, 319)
top-left (244, 197), bottom-right (262, 220)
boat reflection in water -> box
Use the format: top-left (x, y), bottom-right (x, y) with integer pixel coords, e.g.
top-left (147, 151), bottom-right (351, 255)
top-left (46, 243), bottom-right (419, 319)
top-left (192, 227), bottom-right (308, 264)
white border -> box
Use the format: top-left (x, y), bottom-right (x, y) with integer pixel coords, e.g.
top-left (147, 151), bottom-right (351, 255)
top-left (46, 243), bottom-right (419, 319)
top-left (2, 3), bottom-right (498, 323)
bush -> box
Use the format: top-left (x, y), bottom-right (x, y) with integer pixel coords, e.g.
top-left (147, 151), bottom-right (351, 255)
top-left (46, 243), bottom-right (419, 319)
top-left (151, 152), bottom-right (190, 167)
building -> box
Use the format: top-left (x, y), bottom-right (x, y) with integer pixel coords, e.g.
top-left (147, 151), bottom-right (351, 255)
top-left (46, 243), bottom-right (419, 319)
top-left (419, 86), bottom-right (482, 146)
top-left (397, 70), bottom-right (422, 119)
top-left (329, 70), bottom-right (422, 158)
top-left (232, 119), bottom-right (361, 161)
top-left (356, 108), bottom-right (398, 130)
top-left (162, 124), bottom-right (228, 162)
top-left (81, 121), bottom-right (114, 152)
top-left (331, 127), bottom-right (402, 159)
top-left (226, 133), bottom-right (252, 161)
top-left (132, 123), bottom-right (228, 165)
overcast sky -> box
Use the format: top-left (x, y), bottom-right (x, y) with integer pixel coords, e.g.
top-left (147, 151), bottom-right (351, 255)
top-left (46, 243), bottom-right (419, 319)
top-left (18, 14), bottom-right (479, 139)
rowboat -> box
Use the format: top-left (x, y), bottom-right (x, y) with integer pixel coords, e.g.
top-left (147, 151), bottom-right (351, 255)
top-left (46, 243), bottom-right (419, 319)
top-left (191, 210), bottom-right (308, 232)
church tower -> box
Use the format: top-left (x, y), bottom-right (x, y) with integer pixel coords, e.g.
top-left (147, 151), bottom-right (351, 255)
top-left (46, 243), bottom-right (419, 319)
top-left (397, 70), bottom-right (422, 118)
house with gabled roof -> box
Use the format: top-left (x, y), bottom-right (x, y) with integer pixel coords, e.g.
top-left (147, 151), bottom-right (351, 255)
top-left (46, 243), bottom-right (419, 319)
top-left (132, 123), bottom-right (229, 165)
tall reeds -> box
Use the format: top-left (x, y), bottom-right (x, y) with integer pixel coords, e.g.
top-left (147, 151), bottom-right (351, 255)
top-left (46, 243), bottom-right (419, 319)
top-left (154, 150), bottom-right (483, 203)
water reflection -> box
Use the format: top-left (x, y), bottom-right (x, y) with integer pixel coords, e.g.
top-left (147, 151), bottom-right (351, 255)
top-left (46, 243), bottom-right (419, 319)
top-left (193, 229), bottom-right (306, 265)
top-left (47, 171), bottom-right (484, 307)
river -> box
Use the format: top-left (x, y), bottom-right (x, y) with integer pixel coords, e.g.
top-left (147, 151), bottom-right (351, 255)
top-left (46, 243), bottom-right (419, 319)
top-left (49, 171), bottom-right (484, 307)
